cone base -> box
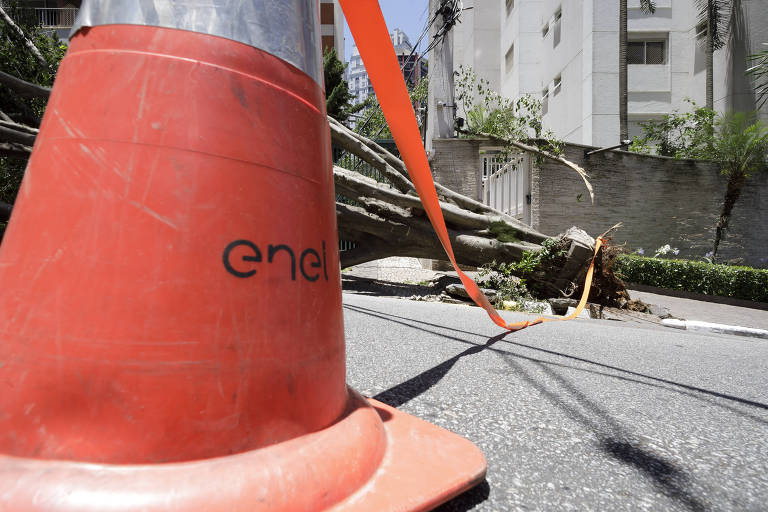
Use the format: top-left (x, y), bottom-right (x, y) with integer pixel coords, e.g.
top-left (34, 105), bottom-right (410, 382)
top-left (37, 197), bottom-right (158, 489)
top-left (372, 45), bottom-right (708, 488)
top-left (0, 388), bottom-right (486, 511)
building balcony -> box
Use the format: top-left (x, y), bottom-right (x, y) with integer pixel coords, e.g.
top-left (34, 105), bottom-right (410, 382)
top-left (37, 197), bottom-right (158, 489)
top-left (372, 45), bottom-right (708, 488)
top-left (34, 7), bottom-right (78, 29)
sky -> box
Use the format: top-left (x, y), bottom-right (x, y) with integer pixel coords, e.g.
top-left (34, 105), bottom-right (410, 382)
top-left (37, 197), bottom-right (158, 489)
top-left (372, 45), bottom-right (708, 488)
top-left (342, 0), bottom-right (431, 62)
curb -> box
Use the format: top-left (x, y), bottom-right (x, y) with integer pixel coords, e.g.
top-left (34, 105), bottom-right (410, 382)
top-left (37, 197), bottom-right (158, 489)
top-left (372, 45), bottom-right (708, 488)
top-left (662, 319), bottom-right (768, 340)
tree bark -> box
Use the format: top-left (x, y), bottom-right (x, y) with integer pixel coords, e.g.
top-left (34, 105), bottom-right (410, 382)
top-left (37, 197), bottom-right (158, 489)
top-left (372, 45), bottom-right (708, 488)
top-left (0, 70), bottom-right (52, 100)
top-left (712, 172), bottom-right (745, 258)
top-left (0, 141), bottom-right (32, 159)
top-left (0, 7), bottom-right (48, 68)
top-left (706, 0), bottom-right (714, 111)
top-left (0, 201), bottom-right (12, 223)
top-left (330, 118), bottom-right (629, 304)
top-left (619, 0), bottom-right (628, 142)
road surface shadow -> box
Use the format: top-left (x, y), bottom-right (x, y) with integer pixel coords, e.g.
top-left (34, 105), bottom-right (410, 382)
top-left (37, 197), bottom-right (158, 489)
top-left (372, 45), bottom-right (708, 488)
top-left (373, 332), bottom-right (509, 407)
top-left (343, 302), bottom-right (766, 511)
top-left (344, 303), bottom-right (768, 424)
top-left (342, 274), bottom-right (435, 298)
top-left (433, 479), bottom-right (491, 512)
top-left (496, 354), bottom-right (710, 512)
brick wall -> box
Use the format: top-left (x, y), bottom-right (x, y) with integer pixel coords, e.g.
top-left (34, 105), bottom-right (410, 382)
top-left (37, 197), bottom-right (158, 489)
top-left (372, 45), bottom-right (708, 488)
top-left (430, 138), bottom-right (484, 202)
top-left (429, 138), bottom-right (768, 268)
top-left (531, 144), bottom-right (768, 267)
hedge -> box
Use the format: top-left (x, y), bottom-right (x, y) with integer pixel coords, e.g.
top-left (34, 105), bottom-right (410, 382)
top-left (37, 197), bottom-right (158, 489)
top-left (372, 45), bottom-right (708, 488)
top-left (613, 255), bottom-right (768, 303)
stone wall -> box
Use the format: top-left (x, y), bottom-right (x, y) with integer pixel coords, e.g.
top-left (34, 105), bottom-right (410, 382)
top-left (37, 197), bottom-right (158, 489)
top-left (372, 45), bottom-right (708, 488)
top-left (531, 144), bottom-right (768, 268)
top-left (429, 138), bottom-right (768, 268)
top-left (430, 138), bottom-right (485, 202)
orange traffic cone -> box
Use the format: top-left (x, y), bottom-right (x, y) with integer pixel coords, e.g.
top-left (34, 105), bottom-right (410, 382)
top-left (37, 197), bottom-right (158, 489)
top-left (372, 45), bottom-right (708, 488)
top-left (0, 2), bottom-right (486, 510)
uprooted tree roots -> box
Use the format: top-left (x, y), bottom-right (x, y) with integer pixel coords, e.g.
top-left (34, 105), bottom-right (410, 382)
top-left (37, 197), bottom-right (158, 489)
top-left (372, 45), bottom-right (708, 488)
top-left (329, 117), bottom-right (633, 307)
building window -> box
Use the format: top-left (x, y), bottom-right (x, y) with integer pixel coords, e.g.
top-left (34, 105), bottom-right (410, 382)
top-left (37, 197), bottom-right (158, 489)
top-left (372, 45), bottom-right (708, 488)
top-left (552, 7), bottom-right (562, 47)
top-left (505, 44), bottom-right (514, 74)
top-left (552, 74), bottom-right (562, 95)
top-left (320, 2), bottom-right (335, 25)
top-left (628, 40), bottom-right (666, 64)
top-left (506, 0), bottom-right (514, 16)
top-left (542, 23), bottom-right (549, 38)
top-left (542, 87), bottom-right (549, 114)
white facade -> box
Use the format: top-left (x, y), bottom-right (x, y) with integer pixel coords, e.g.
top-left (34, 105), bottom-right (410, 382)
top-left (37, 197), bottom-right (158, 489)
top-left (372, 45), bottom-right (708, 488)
top-left (347, 44), bottom-right (372, 106)
top-left (320, 0), bottom-right (345, 61)
top-left (347, 28), bottom-right (421, 107)
top-left (450, 0), bottom-right (768, 147)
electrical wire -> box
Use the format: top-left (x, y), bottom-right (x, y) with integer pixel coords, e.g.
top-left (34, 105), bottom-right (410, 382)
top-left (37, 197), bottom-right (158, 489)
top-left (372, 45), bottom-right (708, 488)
top-left (356, 0), bottom-right (463, 142)
top-left (353, 4), bottom-right (437, 136)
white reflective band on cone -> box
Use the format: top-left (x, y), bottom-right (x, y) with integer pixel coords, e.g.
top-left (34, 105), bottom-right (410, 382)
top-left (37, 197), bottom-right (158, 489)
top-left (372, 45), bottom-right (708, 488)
top-left (70, 0), bottom-right (322, 85)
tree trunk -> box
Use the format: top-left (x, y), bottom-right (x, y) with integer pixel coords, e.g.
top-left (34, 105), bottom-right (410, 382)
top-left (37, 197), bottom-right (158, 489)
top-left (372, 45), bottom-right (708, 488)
top-left (619, 0), bottom-right (628, 142)
top-left (705, 0), bottom-right (714, 110)
top-left (712, 172), bottom-right (745, 259)
top-left (0, 111), bottom-right (630, 305)
top-left (0, 6), bottom-right (48, 68)
top-left (0, 70), bottom-right (52, 100)
top-left (329, 119), bottom-right (628, 306)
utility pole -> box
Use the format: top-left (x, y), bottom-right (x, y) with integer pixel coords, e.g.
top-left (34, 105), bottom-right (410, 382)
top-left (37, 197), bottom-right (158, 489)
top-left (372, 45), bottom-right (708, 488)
top-left (425, 0), bottom-right (456, 156)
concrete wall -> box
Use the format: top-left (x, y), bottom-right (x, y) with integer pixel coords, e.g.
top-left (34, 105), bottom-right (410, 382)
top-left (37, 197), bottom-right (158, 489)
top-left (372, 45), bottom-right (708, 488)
top-left (429, 138), bottom-right (768, 268)
top-left (429, 138), bottom-right (485, 202)
top-left (531, 144), bottom-right (768, 267)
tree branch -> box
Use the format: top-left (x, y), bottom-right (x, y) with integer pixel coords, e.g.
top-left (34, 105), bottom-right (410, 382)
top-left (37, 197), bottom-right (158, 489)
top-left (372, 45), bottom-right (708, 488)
top-left (0, 70), bottom-right (52, 99)
top-left (329, 117), bottom-right (415, 194)
top-left (334, 165), bottom-right (545, 241)
top-left (0, 7), bottom-right (48, 68)
top-left (475, 131), bottom-right (595, 203)
top-left (0, 141), bottom-right (32, 159)
top-left (0, 124), bottom-right (36, 146)
top-left (0, 200), bottom-right (12, 222)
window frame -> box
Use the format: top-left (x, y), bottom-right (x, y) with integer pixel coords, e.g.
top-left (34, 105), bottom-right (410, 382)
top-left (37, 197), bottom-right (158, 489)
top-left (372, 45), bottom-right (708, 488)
top-left (627, 39), bottom-right (667, 65)
top-left (505, 43), bottom-right (514, 74)
top-left (552, 74), bottom-right (562, 96)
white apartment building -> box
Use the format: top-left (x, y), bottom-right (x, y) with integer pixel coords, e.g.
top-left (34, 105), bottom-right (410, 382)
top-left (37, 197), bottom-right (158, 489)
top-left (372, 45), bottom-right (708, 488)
top-left (348, 28), bottom-right (428, 107)
top-left (451, 0), bottom-right (768, 148)
top-left (320, 0), bottom-right (345, 61)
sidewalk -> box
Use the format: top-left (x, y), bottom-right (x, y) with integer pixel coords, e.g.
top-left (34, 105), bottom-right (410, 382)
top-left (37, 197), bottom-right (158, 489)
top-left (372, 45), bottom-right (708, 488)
top-left (628, 289), bottom-right (768, 331)
top-left (343, 257), bottom-right (768, 335)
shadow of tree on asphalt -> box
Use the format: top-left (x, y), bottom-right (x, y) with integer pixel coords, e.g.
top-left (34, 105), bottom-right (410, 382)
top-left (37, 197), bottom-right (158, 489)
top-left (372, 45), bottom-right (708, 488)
top-left (496, 356), bottom-right (709, 512)
top-left (373, 331), bottom-right (508, 407)
top-left (342, 302), bottom-right (764, 511)
top-left (342, 274), bottom-right (435, 298)
top-left (344, 304), bottom-right (768, 426)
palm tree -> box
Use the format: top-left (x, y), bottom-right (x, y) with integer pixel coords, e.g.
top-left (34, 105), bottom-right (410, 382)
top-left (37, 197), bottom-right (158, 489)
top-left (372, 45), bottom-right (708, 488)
top-left (746, 43), bottom-right (768, 109)
top-left (707, 112), bottom-right (768, 258)
top-left (694, 0), bottom-right (732, 110)
top-left (619, 0), bottom-right (656, 142)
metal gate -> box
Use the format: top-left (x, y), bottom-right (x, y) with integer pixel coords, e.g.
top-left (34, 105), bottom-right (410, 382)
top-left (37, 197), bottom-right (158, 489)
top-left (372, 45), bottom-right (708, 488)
top-left (481, 152), bottom-right (531, 224)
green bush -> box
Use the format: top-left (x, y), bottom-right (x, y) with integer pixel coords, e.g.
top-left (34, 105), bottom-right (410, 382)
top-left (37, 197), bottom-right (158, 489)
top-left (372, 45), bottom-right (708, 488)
top-left (614, 255), bottom-right (768, 303)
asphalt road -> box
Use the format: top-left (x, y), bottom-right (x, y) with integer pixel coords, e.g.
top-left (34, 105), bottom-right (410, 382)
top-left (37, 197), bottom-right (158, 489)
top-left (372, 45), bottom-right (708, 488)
top-left (343, 293), bottom-right (768, 512)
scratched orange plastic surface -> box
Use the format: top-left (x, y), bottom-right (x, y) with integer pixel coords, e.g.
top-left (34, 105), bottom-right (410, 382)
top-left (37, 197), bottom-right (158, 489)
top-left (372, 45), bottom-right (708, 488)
top-left (0, 25), bottom-right (346, 464)
top-left (0, 23), bottom-right (486, 511)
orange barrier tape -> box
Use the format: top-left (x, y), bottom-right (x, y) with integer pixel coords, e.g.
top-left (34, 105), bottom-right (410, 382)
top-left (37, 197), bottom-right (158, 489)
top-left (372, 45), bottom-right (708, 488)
top-left (339, 0), bottom-right (601, 331)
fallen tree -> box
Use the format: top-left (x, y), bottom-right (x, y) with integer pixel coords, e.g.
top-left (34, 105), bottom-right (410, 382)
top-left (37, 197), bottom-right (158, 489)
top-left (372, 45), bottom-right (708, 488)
top-left (329, 117), bottom-right (630, 306)
top-left (0, 65), bottom-right (631, 306)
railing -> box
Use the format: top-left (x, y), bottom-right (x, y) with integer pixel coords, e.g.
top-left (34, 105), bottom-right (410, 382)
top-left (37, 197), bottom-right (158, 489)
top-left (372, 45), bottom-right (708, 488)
top-left (35, 7), bottom-right (78, 29)
top-left (333, 139), bottom-right (400, 252)
top-left (482, 152), bottom-right (530, 221)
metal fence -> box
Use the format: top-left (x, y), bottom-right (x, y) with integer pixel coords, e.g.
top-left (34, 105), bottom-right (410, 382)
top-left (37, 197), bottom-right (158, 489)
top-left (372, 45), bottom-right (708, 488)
top-left (333, 139), bottom-right (399, 253)
top-left (482, 152), bottom-right (530, 221)
top-left (35, 7), bottom-right (78, 29)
